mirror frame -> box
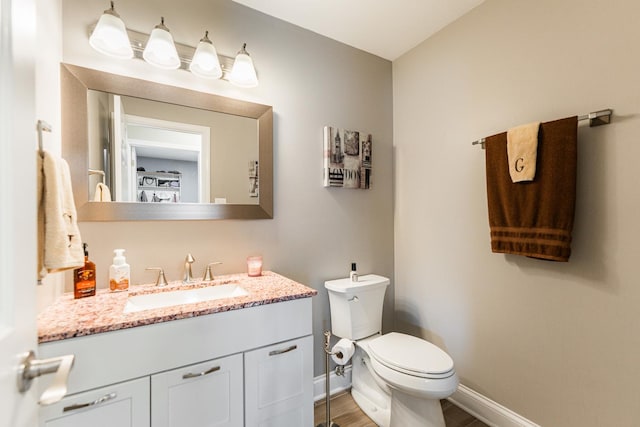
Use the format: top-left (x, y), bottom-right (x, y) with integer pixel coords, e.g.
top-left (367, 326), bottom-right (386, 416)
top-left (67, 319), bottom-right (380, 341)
top-left (61, 63), bottom-right (273, 221)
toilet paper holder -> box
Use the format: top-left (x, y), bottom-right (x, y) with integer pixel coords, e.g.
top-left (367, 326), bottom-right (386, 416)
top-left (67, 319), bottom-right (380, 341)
top-left (317, 330), bottom-right (343, 427)
top-left (330, 337), bottom-right (354, 368)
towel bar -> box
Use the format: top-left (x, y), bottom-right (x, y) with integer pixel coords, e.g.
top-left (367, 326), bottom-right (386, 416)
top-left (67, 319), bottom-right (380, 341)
top-left (37, 120), bottom-right (52, 154)
top-left (88, 169), bottom-right (105, 184)
top-left (578, 109), bottom-right (612, 127)
top-left (471, 108), bottom-right (613, 148)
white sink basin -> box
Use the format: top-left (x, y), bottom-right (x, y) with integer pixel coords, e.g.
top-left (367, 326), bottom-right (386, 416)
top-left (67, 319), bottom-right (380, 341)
top-left (124, 284), bottom-right (248, 313)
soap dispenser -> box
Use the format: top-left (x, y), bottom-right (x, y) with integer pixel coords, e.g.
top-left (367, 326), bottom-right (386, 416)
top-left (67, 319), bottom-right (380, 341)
top-left (109, 249), bottom-right (130, 292)
top-left (73, 243), bottom-right (96, 299)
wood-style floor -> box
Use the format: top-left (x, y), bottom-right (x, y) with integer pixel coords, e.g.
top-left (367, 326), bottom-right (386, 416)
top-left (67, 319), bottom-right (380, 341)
top-left (314, 392), bottom-right (489, 427)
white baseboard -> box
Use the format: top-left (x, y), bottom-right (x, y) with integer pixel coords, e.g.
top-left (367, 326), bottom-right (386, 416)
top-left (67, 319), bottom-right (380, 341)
top-left (448, 384), bottom-right (540, 427)
top-left (313, 365), bottom-right (352, 402)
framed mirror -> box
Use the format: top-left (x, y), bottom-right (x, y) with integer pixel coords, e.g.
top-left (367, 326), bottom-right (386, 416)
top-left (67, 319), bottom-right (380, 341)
top-left (61, 63), bottom-right (273, 221)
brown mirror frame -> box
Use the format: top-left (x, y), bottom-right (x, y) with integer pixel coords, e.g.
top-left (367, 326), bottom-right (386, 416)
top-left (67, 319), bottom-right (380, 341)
top-left (61, 63), bottom-right (273, 221)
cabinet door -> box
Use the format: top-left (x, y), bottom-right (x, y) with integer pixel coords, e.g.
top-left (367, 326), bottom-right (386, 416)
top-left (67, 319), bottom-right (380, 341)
top-left (151, 353), bottom-right (243, 427)
top-left (39, 377), bottom-right (150, 427)
top-left (244, 335), bottom-right (313, 427)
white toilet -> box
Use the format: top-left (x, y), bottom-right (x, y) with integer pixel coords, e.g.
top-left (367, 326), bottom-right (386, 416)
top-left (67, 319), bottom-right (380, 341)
top-left (325, 274), bottom-right (459, 427)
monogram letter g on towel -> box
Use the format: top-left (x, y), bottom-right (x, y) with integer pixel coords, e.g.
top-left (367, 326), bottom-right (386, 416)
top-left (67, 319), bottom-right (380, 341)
top-left (514, 157), bottom-right (525, 173)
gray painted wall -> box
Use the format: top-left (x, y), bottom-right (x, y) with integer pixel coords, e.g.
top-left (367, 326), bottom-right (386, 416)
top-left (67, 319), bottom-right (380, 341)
top-left (393, 0), bottom-right (640, 425)
top-left (57, 0), bottom-right (394, 376)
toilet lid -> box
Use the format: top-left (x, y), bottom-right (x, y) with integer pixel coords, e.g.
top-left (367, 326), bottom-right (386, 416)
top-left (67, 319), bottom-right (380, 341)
top-left (368, 332), bottom-right (454, 379)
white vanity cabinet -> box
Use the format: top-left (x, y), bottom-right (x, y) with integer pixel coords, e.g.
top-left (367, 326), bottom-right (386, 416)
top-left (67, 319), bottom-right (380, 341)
top-left (245, 335), bottom-right (313, 426)
top-left (38, 298), bottom-right (314, 427)
top-left (39, 377), bottom-right (150, 427)
top-left (151, 353), bottom-right (244, 427)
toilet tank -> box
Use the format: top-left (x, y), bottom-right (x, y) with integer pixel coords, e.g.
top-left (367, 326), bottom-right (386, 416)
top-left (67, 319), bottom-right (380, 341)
top-left (325, 274), bottom-right (390, 340)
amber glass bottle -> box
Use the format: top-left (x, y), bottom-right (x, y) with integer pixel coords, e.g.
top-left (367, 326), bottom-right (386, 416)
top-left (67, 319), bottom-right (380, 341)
top-left (74, 243), bottom-right (96, 299)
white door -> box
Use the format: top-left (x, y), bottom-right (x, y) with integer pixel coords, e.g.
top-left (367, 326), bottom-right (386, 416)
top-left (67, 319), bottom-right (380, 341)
top-left (111, 94), bottom-right (130, 201)
top-left (130, 146), bottom-right (138, 201)
top-left (0, 0), bottom-right (39, 426)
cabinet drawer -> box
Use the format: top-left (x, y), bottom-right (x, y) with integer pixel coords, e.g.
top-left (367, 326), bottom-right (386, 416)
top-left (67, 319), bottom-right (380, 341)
top-left (39, 377), bottom-right (150, 427)
top-left (151, 353), bottom-right (243, 427)
top-left (244, 335), bottom-right (313, 426)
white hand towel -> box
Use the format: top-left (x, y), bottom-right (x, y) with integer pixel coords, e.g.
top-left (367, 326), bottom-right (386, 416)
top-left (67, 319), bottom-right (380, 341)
top-left (507, 122), bottom-right (540, 182)
top-left (93, 182), bottom-right (112, 202)
top-left (37, 151), bottom-right (84, 279)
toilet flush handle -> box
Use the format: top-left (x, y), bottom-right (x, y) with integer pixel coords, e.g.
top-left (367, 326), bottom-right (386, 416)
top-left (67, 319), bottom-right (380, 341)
top-left (348, 295), bottom-right (359, 302)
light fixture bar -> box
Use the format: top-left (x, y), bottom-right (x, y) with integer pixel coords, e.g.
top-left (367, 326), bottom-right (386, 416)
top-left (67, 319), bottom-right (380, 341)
top-left (88, 25), bottom-right (249, 82)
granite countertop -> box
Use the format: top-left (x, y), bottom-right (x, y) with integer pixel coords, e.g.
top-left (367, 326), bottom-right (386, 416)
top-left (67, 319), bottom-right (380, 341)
top-left (37, 271), bottom-right (317, 344)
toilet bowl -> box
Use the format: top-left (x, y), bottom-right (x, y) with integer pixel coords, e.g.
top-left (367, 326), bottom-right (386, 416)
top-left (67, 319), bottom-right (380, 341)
top-left (352, 333), bottom-right (459, 427)
top-left (325, 275), bottom-right (459, 427)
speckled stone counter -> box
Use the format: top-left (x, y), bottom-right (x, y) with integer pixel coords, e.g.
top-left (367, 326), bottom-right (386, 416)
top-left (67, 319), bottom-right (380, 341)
top-left (37, 271), bottom-right (317, 343)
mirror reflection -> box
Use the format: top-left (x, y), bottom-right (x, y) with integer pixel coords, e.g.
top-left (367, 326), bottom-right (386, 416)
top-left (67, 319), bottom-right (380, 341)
top-left (87, 90), bottom-right (259, 205)
top-left (61, 63), bottom-right (273, 221)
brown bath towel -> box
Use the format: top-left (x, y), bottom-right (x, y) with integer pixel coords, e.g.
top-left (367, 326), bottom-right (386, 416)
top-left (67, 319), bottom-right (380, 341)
top-left (485, 116), bottom-right (578, 262)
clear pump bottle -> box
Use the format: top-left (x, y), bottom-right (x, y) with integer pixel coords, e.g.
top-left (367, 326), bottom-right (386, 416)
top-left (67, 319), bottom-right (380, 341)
top-left (109, 249), bottom-right (130, 292)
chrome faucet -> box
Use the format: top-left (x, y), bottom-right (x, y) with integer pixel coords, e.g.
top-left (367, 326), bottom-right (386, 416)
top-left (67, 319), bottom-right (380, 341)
top-left (146, 267), bottom-right (168, 287)
top-left (202, 262), bottom-right (222, 281)
top-left (183, 253), bottom-right (195, 283)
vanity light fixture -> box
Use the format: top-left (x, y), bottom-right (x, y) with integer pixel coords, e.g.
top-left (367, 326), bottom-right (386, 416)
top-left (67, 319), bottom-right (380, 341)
top-left (189, 31), bottom-right (223, 79)
top-left (229, 43), bottom-right (259, 88)
top-left (88, 2), bottom-right (259, 87)
top-left (88, 1), bottom-right (133, 59)
top-left (142, 17), bottom-right (181, 70)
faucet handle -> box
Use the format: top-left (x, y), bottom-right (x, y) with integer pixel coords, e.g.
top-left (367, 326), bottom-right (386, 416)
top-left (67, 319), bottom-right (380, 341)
top-left (202, 262), bottom-right (222, 281)
top-left (146, 267), bottom-right (168, 287)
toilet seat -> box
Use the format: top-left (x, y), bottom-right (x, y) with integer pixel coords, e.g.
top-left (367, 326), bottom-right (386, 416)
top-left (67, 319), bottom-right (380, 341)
top-left (366, 332), bottom-right (459, 401)
top-left (368, 332), bottom-right (455, 379)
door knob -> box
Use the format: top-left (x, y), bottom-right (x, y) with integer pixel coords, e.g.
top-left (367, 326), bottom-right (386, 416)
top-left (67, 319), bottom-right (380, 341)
top-left (17, 350), bottom-right (75, 405)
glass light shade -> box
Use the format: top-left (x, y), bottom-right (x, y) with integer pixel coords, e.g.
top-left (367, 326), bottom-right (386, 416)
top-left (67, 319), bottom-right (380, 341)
top-left (143, 19), bottom-right (180, 70)
top-left (229, 44), bottom-right (258, 88)
top-left (89, 7), bottom-right (133, 59)
top-left (189, 33), bottom-right (222, 79)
